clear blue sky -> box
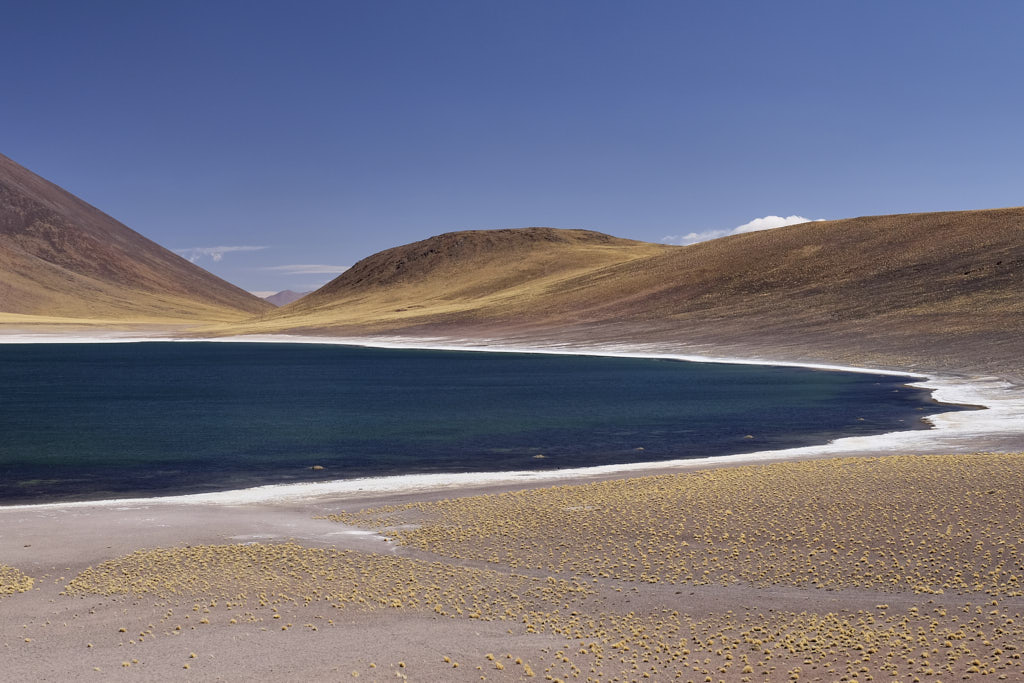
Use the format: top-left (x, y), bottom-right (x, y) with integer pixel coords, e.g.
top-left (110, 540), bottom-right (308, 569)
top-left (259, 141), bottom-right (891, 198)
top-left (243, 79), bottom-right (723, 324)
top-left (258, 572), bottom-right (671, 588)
top-left (3, 1), bottom-right (1022, 294)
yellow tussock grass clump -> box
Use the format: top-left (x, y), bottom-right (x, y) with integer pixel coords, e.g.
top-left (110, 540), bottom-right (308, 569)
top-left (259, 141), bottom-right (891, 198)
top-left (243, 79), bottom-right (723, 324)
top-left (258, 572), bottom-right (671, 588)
top-left (331, 453), bottom-right (1024, 596)
top-left (1, 564), bottom-right (34, 596)
top-left (64, 541), bottom-right (589, 621)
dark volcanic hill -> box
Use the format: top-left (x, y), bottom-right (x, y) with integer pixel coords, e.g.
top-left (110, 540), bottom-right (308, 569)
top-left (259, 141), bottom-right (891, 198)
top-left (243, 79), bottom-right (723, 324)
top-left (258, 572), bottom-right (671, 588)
top-left (0, 153), bottom-right (272, 322)
top-left (252, 211), bottom-right (1024, 378)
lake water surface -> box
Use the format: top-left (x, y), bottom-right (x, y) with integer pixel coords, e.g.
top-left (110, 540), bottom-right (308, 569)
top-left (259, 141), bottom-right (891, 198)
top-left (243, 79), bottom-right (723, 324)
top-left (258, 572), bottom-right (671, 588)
top-left (0, 342), bottom-right (962, 504)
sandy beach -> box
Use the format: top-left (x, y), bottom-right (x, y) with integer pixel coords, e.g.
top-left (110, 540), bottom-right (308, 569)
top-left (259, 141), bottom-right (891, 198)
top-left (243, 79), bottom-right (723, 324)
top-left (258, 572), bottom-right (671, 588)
top-left (4, 333), bottom-right (1024, 681)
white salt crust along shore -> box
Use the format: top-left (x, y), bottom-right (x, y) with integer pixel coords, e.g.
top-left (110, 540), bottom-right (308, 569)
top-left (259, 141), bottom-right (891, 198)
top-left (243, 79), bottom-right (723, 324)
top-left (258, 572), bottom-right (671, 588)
top-left (2, 331), bottom-right (1023, 511)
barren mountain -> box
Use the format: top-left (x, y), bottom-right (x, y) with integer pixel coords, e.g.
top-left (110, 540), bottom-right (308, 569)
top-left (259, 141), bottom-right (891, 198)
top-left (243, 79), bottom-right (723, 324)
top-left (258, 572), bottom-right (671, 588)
top-left (272, 227), bottom-right (669, 325)
top-left (0, 153), bottom-right (272, 323)
top-left (263, 290), bottom-right (308, 307)
top-left (3, 149), bottom-right (1020, 378)
top-left (252, 211), bottom-right (1023, 378)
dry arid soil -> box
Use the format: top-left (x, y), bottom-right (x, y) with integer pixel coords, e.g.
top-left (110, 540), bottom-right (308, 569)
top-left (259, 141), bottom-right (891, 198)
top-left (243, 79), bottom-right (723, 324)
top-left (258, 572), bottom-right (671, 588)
top-left (4, 453), bottom-right (1024, 681)
top-left (3, 156), bottom-right (1024, 680)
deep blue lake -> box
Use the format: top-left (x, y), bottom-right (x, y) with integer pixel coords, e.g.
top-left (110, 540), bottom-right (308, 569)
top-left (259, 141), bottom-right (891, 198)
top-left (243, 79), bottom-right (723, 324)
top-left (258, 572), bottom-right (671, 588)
top-left (0, 342), bottom-right (962, 504)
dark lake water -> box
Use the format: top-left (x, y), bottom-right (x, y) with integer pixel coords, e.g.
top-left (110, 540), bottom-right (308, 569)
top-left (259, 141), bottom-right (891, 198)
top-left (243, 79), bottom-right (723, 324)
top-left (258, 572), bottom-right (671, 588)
top-left (0, 342), bottom-right (962, 505)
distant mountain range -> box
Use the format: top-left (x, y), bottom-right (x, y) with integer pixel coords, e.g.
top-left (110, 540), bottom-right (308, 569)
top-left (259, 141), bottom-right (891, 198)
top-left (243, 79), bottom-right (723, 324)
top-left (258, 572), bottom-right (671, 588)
top-left (1, 152), bottom-right (1021, 378)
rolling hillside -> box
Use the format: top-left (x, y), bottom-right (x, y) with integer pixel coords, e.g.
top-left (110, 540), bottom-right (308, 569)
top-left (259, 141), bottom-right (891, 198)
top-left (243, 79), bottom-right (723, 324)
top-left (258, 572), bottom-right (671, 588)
top-left (0, 153), bottom-right (272, 323)
top-left (251, 210), bottom-right (1023, 377)
top-left (271, 227), bottom-right (670, 326)
top-left (2, 150), bottom-right (1020, 377)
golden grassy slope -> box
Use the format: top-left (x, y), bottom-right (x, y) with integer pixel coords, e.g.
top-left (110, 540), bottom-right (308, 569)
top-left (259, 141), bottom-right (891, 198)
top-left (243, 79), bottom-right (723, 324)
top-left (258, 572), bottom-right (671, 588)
top-left (277, 209), bottom-right (1023, 335)
top-left (254, 227), bottom-right (670, 330)
top-left (598, 208), bottom-right (1024, 331)
top-left (0, 153), bottom-right (272, 323)
top-left (234, 209), bottom-right (1023, 376)
top-left (5, 144), bottom-right (1020, 376)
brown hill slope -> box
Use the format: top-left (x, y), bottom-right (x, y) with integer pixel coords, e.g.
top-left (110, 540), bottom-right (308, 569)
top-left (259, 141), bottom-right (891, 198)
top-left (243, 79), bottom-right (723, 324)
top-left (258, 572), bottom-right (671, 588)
top-left (249, 210), bottom-right (1023, 377)
top-left (269, 227), bottom-right (671, 326)
top-left (558, 208), bottom-right (1024, 374)
top-left (0, 153), bottom-right (272, 323)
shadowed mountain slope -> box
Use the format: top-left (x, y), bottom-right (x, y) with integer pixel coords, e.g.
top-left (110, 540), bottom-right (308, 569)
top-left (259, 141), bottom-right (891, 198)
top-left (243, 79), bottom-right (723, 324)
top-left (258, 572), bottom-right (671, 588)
top-left (0, 153), bottom-right (272, 322)
top-left (253, 210), bottom-right (1023, 377)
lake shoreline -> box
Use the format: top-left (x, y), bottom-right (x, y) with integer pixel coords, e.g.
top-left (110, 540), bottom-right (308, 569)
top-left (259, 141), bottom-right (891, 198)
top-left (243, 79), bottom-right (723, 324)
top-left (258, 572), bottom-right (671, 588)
top-left (2, 331), bottom-right (1020, 511)
top-left (4, 329), bottom-right (1024, 680)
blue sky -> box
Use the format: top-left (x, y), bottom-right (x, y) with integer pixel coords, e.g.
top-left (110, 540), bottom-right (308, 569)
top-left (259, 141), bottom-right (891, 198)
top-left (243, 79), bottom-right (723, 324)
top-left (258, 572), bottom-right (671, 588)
top-left (3, 1), bottom-right (1022, 294)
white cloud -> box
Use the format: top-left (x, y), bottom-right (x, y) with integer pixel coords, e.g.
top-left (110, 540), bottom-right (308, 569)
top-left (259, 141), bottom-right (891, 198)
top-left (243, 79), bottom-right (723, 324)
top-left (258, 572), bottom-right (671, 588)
top-left (175, 245), bottom-right (268, 262)
top-left (662, 215), bottom-right (825, 246)
top-left (662, 228), bottom-right (732, 245)
top-left (261, 264), bottom-right (350, 275)
top-left (732, 215), bottom-right (822, 234)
